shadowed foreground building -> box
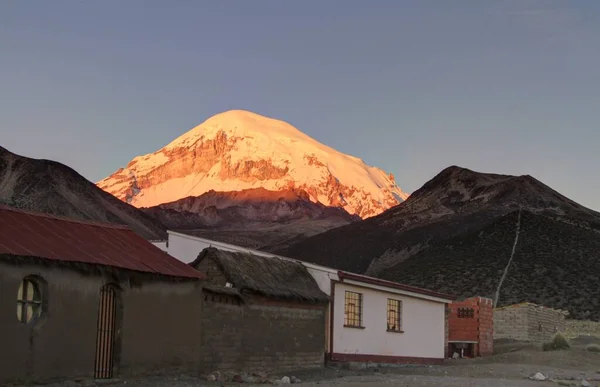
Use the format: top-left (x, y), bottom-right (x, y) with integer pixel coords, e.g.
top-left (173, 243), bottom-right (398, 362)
top-left (0, 206), bottom-right (205, 383)
top-left (166, 231), bottom-right (456, 365)
top-left (191, 247), bottom-right (329, 373)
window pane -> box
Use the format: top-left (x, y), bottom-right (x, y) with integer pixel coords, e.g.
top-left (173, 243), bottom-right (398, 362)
top-left (26, 304), bottom-right (34, 323)
top-left (17, 278), bottom-right (43, 324)
top-left (32, 304), bottom-right (41, 320)
top-left (17, 281), bottom-right (24, 301)
top-left (26, 281), bottom-right (35, 301)
top-left (17, 302), bottom-right (23, 322)
top-left (387, 299), bottom-right (402, 331)
top-left (344, 291), bottom-right (363, 327)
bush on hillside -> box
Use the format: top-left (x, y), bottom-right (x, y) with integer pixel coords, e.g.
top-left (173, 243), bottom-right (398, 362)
top-left (542, 332), bottom-right (571, 351)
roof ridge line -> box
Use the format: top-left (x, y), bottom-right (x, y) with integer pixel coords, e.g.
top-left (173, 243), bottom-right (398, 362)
top-left (0, 204), bottom-right (132, 230)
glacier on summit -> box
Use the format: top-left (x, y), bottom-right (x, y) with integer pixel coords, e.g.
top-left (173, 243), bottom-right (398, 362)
top-left (97, 110), bottom-right (408, 218)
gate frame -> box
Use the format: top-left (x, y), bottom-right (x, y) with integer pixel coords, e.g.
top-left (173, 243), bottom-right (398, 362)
top-left (94, 283), bottom-right (122, 379)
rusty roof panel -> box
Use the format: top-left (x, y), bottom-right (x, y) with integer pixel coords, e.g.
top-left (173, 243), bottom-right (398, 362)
top-left (0, 205), bottom-right (203, 279)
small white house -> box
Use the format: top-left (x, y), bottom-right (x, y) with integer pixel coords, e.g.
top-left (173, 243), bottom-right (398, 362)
top-left (163, 230), bottom-right (455, 364)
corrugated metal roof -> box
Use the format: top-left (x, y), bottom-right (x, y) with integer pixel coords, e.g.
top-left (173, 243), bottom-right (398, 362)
top-left (0, 205), bottom-right (204, 279)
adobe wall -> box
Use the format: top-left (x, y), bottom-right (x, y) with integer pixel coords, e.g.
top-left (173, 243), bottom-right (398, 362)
top-left (0, 260), bottom-right (203, 384)
top-left (494, 304), bottom-right (529, 341)
top-left (200, 292), bottom-right (326, 373)
top-left (0, 261), bottom-right (102, 383)
top-left (564, 320), bottom-right (600, 338)
top-left (118, 280), bottom-right (203, 376)
top-left (494, 303), bottom-right (566, 342)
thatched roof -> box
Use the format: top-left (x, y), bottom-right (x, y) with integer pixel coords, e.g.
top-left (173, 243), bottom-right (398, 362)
top-left (192, 247), bottom-right (329, 303)
top-left (203, 284), bottom-right (244, 299)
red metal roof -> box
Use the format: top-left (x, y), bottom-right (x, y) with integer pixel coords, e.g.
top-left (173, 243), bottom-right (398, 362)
top-left (0, 206), bottom-right (204, 279)
top-left (338, 271), bottom-right (456, 301)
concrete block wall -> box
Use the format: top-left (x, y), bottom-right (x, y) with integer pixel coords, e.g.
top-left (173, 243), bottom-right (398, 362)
top-left (494, 302), bottom-right (566, 342)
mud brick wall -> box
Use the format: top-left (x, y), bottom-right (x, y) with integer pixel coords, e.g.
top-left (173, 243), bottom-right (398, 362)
top-left (200, 293), bottom-right (326, 374)
top-left (494, 304), bottom-right (529, 341)
top-left (448, 297), bottom-right (493, 357)
top-left (527, 304), bottom-right (566, 342)
top-left (564, 320), bottom-right (600, 338)
top-left (494, 303), bottom-right (566, 342)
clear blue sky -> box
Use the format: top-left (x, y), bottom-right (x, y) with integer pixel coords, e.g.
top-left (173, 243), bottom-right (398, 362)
top-left (2, 0), bottom-right (599, 210)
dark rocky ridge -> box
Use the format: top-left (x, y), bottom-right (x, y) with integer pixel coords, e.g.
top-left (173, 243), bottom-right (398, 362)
top-left (379, 210), bottom-right (600, 320)
top-left (0, 146), bottom-right (166, 240)
top-left (274, 166), bottom-right (600, 320)
top-left (142, 187), bottom-right (359, 250)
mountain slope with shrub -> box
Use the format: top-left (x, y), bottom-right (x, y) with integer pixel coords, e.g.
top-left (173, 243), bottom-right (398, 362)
top-left (275, 166), bottom-right (600, 319)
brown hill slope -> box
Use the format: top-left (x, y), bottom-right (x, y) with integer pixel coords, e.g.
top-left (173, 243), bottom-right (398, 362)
top-left (0, 146), bottom-right (166, 240)
top-left (142, 187), bottom-right (359, 249)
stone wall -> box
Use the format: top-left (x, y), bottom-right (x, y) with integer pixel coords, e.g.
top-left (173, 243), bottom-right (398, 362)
top-left (494, 302), bottom-right (566, 342)
top-left (200, 292), bottom-right (326, 374)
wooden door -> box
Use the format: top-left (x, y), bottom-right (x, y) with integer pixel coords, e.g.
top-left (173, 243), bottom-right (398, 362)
top-left (94, 285), bottom-right (117, 379)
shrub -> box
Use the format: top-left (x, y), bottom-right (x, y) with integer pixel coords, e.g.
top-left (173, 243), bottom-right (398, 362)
top-left (586, 343), bottom-right (600, 353)
top-left (552, 332), bottom-right (571, 349)
top-left (542, 332), bottom-right (571, 351)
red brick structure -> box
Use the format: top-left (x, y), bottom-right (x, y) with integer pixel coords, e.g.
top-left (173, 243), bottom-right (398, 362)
top-left (447, 297), bottom-right (493, 358)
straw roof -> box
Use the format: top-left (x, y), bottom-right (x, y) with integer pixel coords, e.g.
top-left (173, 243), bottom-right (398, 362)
top-left (192, 247), bottom-right (329, 303)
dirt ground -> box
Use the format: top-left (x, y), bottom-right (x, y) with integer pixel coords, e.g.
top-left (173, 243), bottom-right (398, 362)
top-left (15, 337), bottom-right (600, 387)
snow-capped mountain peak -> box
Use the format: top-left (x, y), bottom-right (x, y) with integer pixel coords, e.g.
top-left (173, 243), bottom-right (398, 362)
top-left (97, 110), bottom-right (408, 218)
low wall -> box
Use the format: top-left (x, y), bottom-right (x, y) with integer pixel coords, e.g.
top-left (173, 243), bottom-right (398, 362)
top-left (200, 292), bottom-right (326, 374)
top-left (564, 320), bottom-right (600, 338)
top-left (494, 303), bottom-right (567, 342)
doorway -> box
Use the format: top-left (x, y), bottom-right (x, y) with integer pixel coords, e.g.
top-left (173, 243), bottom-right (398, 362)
top-left (94, 284), bottom-right (118, 379)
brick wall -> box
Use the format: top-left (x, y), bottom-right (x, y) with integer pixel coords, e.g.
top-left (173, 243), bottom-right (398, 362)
top-left (447, 297), bottom-right (493, 357)
top-left (494, 303), bottom-right (566, 342)
top-left (200, 292), bottom-right (326, 374)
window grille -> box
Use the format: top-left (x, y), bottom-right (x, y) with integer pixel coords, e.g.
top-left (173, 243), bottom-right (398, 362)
top-left (344, 291), bottom-right (363, 327)
top-left (16, 278), bottom-right (42, 324)
top-left (387, 298), bottom-right (402, 331)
